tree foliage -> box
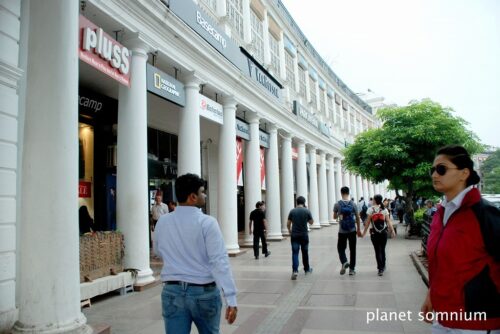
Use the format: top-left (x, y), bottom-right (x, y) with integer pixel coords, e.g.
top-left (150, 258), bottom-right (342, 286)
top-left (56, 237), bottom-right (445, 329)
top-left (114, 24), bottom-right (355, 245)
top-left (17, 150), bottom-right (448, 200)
top-left (343, 99), bottom-right (483, 199)
top-left (482, 149), bottom-right (500, 194)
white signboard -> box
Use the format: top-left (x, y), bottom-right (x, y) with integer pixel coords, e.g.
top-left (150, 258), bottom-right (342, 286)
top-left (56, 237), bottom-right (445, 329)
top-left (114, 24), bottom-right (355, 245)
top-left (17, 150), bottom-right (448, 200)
top-left (198, 94), bottom-right (223, 125)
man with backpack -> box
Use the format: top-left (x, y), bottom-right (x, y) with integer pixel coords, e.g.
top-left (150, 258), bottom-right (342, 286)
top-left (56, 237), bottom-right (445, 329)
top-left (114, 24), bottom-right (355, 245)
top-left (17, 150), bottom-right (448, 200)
top-left (333, 187), bottom-right (361, 276)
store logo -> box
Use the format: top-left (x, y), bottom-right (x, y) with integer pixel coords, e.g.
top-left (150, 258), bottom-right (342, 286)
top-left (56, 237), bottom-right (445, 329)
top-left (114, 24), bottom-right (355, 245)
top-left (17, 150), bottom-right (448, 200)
top-left (247, 59), bottom-right (279, 98)
top-left (196, 11), bottom-right (227, 49)
top-left (79, 15), bottom-right (131, 86)
top-left (82, 27), bottom-right (130, 75)
top-left (154, 73), bottom-right (180, 97)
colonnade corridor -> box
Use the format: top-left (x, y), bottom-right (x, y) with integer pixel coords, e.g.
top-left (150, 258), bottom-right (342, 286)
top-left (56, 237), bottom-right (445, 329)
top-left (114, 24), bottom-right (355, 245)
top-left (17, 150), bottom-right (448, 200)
top-left (83, 224), bottom-right (429, 334)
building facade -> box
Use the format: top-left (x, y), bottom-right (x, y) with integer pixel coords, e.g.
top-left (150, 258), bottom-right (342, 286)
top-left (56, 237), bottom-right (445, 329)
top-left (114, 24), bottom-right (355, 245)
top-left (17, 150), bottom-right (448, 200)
top-left (0, 0), bottom-right (388, 332)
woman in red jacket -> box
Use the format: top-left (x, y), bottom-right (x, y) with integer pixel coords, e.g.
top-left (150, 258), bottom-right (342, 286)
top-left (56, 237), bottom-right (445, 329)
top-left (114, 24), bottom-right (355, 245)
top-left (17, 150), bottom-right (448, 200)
top-left (421, 145), bottom-right (500, 333)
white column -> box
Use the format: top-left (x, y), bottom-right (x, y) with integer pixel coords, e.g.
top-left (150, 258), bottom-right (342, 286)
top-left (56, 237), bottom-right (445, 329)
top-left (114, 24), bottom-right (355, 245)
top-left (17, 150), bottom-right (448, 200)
top-left (178, 74), bottom-right (201, 176)
top-left (327, 155), bottom-right (336, 223)
top-left (116, 38), bottom-right (154, 286)
top-left (265, 124), bottom-right (283, 240)
top-left (280, 132), bottom-right (294, 236)
top-left (356, 175), bottom-right (363, 201)
top-left (296, 139), bottom-right (308, 203)
top-left (342, 170), bottom-right (349, 189)
top-left (350, 173), bottom-right (357, 201)
top-left (371, 183), bottom-right (377, 198)
top-left (1, 0), bottom-right (22, 330)
top-left (363, 179), bottom-right (369, 201)
top-left (218, 97), bottom-right (240, 252)
top-left (243, 113), bottom-right (261, 245)
top-left (318, 152), bottom-right (329, 226)
top-left (334, 157), bottom-right (342, 196)
top-left (14, 1), bottom-right (92, 333)
top-left (308, 147), bottom-right (321, 229)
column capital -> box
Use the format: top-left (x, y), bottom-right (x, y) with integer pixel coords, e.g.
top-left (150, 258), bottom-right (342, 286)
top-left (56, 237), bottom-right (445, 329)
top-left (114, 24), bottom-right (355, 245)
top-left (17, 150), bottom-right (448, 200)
top-left (246, 112), bottom-right (260, 124)
top-left (181, 71), bottom-right (202, 89)
top-left (122, 34), bottom-right (152, 56)
top-left (280, 131), bottom-right (292, 141)
top-left (221, 95), bottom-right (238, 108)
top-left (296, 138), bottom-right (305, 146)
top-left (267, 123), bottom-right (278, 133)
top-left (308, 145), bottom-right (316, 153)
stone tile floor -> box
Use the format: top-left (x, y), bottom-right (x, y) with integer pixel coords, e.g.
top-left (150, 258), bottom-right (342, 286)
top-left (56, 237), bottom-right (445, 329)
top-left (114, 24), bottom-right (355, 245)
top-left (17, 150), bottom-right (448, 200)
top-left (84, 224), bottom-right (430, 333)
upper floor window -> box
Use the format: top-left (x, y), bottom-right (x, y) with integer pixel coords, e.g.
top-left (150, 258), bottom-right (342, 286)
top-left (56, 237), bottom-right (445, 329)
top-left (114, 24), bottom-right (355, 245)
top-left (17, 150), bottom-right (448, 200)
top-left (319, 88), bottom-right (326, 115)
top-left (298, 67), bottom-right (307, 100)
top-left (250, 10), bottom-right (264, 64)
top-left (200, 0), bottom-right (216, 11)
top-left (328, 97), bottom-right (334, 122)
top-left (309, 76), bottom-right (317, 108)
top-left (227, 0), bottom-right (244, 41)
top-left (285, 51), bottom-right (296, 91)
top-left (350, 113), bottom-right (355, 134)
top-left (335, 104), bottom-right (341, 126)
top-left (269, 33), bottom-right (280, 75)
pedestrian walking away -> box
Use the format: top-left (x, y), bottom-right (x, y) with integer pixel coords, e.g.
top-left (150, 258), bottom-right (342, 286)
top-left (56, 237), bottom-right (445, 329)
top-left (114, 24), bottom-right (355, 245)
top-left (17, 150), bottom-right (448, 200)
top-left (153, 173), bottom-right (238, 334)
top-left (249, 201), bottom-right (271, 259)
top-left (334, 186), bottom-right (361, 276)
top-left (421, 145), bottom-right (500, 333)
top-left (361, 194), bottom-right (396, 276)
top-left (287, 196), bottom-right (314, 280)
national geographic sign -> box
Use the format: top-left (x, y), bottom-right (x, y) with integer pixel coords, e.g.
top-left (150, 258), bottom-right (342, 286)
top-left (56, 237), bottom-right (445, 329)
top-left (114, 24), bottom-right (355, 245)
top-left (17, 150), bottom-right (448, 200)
top-left (146, 63), bottom-right (186, 107)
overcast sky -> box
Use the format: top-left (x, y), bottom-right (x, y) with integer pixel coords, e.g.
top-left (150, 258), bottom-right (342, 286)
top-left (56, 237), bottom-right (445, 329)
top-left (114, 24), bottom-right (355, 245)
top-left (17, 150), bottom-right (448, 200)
top-left (281, 0), bottom-right (500, 148)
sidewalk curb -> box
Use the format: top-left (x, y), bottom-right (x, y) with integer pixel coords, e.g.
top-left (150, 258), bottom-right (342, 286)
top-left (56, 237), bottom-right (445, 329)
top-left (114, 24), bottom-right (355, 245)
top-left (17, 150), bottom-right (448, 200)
top-left (410, 251), bottom-right (429, 287)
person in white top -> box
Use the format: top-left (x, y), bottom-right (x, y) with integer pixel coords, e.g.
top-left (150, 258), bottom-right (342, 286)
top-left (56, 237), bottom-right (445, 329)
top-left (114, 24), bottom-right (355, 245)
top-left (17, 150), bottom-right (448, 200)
top-left (361, 194), bottom-right (396, 276)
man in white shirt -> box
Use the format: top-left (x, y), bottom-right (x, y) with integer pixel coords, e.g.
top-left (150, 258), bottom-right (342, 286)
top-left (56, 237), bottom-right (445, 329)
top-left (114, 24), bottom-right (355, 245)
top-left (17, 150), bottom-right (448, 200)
top-left (154, 173), bottom-right (237, 334)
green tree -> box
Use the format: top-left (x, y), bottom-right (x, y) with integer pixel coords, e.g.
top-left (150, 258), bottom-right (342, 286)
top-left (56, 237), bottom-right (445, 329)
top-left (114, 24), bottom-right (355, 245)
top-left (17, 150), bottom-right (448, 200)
top-left (343, 99), bottom-right (483, 222)
top-left (482, 149), bottom-right (500, 193)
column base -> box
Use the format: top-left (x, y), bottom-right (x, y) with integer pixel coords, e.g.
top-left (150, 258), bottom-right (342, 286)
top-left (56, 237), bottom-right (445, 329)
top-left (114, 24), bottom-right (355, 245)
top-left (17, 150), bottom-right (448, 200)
top-left (328, 220), bottom-right (337, 225)
top-left (0, 307), bottom-right (18, 333)
top-left (135, 268), bottom-right (155, 286)
top-left (12, 315), bottom-right (93, 334)
top-left (267, 233), bottom-right (284, 241)
top-left (228, 249), bottom-right (248, 257)
top-left (310, 225), bottom-right (322, 229)
top-left (281, 229), bottom-right (290, 237)
top-left (320, 221), bottom-right (330, 227)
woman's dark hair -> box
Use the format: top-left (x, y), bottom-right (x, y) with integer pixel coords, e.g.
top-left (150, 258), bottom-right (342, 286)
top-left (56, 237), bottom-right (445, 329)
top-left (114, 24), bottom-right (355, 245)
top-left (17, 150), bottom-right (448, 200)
top-left (436, 145), bottom-right (480, 186)
top-left (175, 173), bottom-right (205, 203)
top-left (374, 194), bottom-right (384, 209)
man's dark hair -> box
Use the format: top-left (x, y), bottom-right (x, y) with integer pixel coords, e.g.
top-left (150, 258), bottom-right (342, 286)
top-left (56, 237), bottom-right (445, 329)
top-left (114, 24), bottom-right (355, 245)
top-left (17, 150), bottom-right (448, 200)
top-left (255, 201), bottom-right (264, 208)
top-left (175, 173), bottom-right (205, 203)
top-left (340, 186), bottom-right (350, 195)
top-left (296, 196), bottom-right (306, 205)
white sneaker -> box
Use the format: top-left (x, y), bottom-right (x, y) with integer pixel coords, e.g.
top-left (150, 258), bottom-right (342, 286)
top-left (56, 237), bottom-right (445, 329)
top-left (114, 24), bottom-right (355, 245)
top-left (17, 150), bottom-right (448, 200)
top-left (340, 262), bottom-right (349, 275)
top-left (291, 272), bottom-right (298, 280)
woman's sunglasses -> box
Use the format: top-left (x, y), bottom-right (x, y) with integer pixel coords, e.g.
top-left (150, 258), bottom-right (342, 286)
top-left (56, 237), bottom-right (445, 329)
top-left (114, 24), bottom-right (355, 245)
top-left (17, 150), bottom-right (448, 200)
top-left (429, 165), bottom-right (459, 176)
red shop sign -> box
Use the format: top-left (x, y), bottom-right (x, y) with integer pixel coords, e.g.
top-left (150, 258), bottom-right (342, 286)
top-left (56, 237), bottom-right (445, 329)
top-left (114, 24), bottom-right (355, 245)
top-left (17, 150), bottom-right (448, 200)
top-left (79, 181), bottom-right (92, 198)
top-left (79, 15), bottom-right (131, 87)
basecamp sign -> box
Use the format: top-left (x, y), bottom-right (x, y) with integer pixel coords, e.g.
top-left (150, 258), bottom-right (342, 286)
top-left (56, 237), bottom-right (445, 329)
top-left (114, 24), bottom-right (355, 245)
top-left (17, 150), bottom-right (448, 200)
top-left (146, 64), bottom-right (186, 107)
top-left (198, 94), bottom-right (223, 124)
top-left (79, 15), bottom-right (131, 86)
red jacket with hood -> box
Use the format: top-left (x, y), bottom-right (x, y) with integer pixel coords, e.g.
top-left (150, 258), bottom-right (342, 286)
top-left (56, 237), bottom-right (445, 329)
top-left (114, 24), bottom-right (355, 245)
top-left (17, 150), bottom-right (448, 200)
top-left (427, 187), bottom-right (500, 330)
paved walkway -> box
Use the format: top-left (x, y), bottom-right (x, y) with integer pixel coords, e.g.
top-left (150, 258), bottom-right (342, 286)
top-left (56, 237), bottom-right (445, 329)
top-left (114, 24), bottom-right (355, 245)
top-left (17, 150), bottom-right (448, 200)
top-left (83, 224), bottom-right (430, 333)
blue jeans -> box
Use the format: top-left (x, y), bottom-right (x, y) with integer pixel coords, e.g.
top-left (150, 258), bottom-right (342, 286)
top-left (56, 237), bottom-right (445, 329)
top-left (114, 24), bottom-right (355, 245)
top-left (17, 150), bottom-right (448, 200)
top-left (291, 234), bottom-right (310, 272)
top-left (161, 282), bottom-right (222, 334)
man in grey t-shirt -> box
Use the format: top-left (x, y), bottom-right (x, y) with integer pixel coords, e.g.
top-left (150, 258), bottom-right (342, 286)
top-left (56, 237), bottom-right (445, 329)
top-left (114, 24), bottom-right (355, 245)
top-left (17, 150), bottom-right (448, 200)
top-left (287, 196), bottom-right (314, 280)
top-left (333, 186), bottom-right (361, 276)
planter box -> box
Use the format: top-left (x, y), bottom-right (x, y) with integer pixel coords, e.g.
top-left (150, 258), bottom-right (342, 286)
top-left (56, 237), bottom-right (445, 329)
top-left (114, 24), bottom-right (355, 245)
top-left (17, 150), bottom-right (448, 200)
top-left (79, 231), bottom-right (124, 283)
